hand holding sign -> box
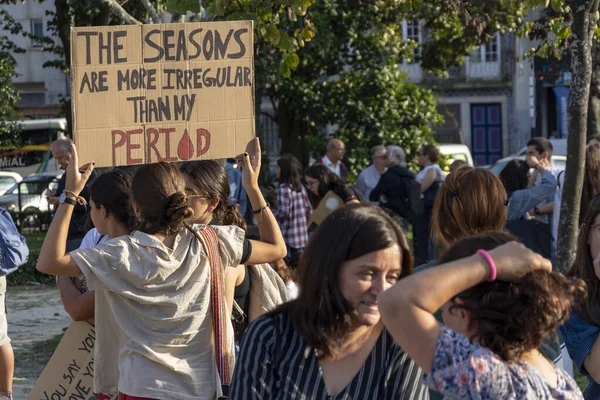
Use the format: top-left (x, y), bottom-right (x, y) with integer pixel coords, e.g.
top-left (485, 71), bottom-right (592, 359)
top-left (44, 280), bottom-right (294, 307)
top-left (66, 144), bottom-right (95, 197)
top-left (236, 137), bottom-right (261, 190)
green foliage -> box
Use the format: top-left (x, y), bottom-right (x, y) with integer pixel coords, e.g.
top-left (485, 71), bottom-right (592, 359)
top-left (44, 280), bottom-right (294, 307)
top-left (0, 11), bottom-right (23, 147)
top-left (327, 66), bottom-right (441, 177)
top-left (201, 0), bottom-right (317, 76)
top-left (0, 54), bottom-right (21, 148)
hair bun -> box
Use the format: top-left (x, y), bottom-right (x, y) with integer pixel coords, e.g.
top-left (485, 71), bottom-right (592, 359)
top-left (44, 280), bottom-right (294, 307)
top-left (164, 192), bottom-right (193, 232)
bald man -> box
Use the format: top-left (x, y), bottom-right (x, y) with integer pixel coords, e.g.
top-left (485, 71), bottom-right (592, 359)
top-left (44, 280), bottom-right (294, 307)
top-left (315, 138), bottom-right (349, 179)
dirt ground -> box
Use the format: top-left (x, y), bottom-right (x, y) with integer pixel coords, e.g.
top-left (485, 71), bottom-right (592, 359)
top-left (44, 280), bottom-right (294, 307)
top-left (6, 284), bottom-right (71, 399)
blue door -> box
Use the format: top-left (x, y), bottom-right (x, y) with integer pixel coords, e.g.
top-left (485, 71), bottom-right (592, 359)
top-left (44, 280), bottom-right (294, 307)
top-left (471, 103), bottom-right (503, 166)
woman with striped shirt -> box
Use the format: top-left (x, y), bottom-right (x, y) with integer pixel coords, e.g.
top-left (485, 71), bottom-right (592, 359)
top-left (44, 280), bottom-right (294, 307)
top-left (231, 204), bottom-right (428, 399)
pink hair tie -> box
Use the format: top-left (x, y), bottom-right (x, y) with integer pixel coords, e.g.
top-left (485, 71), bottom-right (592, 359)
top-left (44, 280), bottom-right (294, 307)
top-left (476, 249), bottom-right (497, 282)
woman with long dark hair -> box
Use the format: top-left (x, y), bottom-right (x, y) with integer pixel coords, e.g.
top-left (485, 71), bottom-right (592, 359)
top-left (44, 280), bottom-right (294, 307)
top-left (561, 197), bottom-right (600, 398)
top-left (380, 231), bottom-right (585, 398)
top-left (58, 169), bottom-right (134, 323)
top-left (305, 164), bottom-right (361, 208)
top-left (231, 205), bottom-right (428, 398)
top-left (36, 139), bottom-right (285, 400)
top-left (273, 154), bottom-right (312, 269)
top-left (179, 155), bottom-right (287, 342)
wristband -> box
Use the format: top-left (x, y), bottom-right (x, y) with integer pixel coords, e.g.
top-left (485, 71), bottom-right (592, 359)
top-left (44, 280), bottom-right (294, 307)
top-left (63, 190), bottom-right (88, 209)
top-left (476, 249), bottom-right (497, 282)
top-left (252, 202), bottom-right (270, 215)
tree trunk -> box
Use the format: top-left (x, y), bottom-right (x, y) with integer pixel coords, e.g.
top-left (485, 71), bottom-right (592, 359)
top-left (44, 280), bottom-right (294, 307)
top-left (556, 0), bottom-right (600, 273)
top-left (588, 42), bottom-right (600, 138)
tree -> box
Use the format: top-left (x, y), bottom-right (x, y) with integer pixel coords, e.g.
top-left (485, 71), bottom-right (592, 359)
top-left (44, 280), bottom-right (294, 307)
top-left (0, 9), bottom-right (25, 148)
top-left (522, 1), bottom-right (600, 271)
top-left (555, 0), bottom-right (599, 272)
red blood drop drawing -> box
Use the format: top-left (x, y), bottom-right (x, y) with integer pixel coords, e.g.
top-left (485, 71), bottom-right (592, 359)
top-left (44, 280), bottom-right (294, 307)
top-left (177, 129), bottom-right (195, 160)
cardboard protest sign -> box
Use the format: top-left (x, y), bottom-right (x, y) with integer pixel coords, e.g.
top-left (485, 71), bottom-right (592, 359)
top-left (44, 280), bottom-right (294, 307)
top-left (307, 191), bottom-right (344, 228)
top-left (28, 321), bottom-right (116, 400)
top-left (71, 21), bottom-right (255, 167)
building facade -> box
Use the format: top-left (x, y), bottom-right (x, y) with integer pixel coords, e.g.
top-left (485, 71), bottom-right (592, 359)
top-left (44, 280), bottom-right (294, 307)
top-left (400, 21), bottom-right (542, 166)
top-left (2, 1), bottom-right (68, 118)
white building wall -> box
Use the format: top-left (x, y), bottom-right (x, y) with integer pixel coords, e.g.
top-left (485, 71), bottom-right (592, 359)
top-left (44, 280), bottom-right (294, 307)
top-left (1, 1), bottom-right (68, 106)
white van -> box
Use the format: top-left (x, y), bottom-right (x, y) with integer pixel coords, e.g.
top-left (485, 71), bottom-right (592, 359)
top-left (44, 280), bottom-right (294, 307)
top-left (0, 118), bottom-right (67, 177)
top-left (438, 143), bottom-right (474, 167)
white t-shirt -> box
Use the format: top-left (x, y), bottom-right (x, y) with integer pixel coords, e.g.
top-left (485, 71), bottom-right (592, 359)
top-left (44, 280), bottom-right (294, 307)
top-left (415, 164), bottom-right (445, 183)
top-left (79, 228), bottom-right (109, 249)
top-left (71, 225), bottom-right (244, 400)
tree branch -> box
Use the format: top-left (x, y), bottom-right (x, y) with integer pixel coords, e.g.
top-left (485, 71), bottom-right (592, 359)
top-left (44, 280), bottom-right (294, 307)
top-left (260, 111), bottom-right (277, 122)
top-left (140, 0), bottom-right (160, 23)
top-left (100, 0), bottom-right (142, 25)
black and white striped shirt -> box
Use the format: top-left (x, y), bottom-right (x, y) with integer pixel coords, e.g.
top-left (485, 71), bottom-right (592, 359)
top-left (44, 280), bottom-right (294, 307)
top-left (230, 312), bottom-right (429, 399)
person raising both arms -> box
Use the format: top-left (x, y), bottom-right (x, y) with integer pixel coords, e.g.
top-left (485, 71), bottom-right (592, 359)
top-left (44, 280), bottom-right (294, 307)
top-left (179, 153), bottom-right (287, 342)
top-left (36, 138), bottom-right (285, 400)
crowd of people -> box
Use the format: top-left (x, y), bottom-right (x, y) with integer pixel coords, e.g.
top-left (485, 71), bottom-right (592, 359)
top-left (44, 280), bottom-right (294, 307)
top-left (0, 133), bottom-right (599, 399)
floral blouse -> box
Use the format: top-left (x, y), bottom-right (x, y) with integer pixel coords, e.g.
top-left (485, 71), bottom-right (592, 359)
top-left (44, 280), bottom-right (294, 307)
top-left (424, 325), bottom-right (583, 399)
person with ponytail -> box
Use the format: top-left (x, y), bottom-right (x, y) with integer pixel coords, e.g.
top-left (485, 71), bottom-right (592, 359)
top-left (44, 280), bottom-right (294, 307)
top-left (36, 138), bottom-right (285, 400)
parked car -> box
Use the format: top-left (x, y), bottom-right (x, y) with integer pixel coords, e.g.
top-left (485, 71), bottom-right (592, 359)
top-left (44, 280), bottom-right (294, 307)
top-left (0, 172), bottom-right (62, 227)
top-left (438, 144), bottom-right (474, 172)
top-left (510, 138), bottom-right (567, 157)
top-left (0, 172), bottom-right (22, 196)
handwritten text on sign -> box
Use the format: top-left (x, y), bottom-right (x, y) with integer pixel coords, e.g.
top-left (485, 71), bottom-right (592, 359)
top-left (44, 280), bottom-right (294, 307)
top-left (71, 22), bottom-right (255, 168)
top-left (27, 322), bottom-right (116, 400)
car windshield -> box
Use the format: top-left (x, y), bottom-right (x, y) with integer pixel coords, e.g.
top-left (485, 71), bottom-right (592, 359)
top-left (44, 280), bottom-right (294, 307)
top-left (0, 177), bottom-right (17, 193)
top-left (6, 179), bottom-right (51, 195)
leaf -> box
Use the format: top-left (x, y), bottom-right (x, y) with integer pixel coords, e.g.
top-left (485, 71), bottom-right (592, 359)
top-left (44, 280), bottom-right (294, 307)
top-left (288, 53), bottom-right (300, 68)
top-left (215, 0), bottom-right (225, 16)
top-left (165, 0), bottom-right (202, 14)
top-left (279, 59), bottom-right (291, 77)
top-left (277, 30), bottom-right (291, 51)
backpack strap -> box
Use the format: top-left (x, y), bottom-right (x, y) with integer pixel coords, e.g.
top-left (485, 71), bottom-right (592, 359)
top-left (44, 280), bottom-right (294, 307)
top-left (194, 226), bottom-right (234, 386)
top-left (96, 234), bottom-right (106, 245)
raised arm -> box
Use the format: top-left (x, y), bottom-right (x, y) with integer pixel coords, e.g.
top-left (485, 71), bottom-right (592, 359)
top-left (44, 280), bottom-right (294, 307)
top-left (236, 138), bottom-right (287, 264)
top-left (508, 168), bottom-right (557, 219)
top-left (36, 145), bottom-right (94, 276)
top-left (378, 243), bottom-right (551, 374)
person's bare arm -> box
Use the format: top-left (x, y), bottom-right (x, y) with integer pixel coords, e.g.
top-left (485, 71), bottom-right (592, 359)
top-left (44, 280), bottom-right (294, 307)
top-left (225, 265), bottom-right (245, 315)
top-left (378, 243), bottom-right (551, 374)
top-left (237, 138), bottom-right (287, 264)
top-left (37, 145), bottom-right (94, 276)
top-left (528, 201), bottom-right (555, 217)
top-left (57, 277), bottom-right (95, 322)
top-left (420, 168), bottom-right (437, 193)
